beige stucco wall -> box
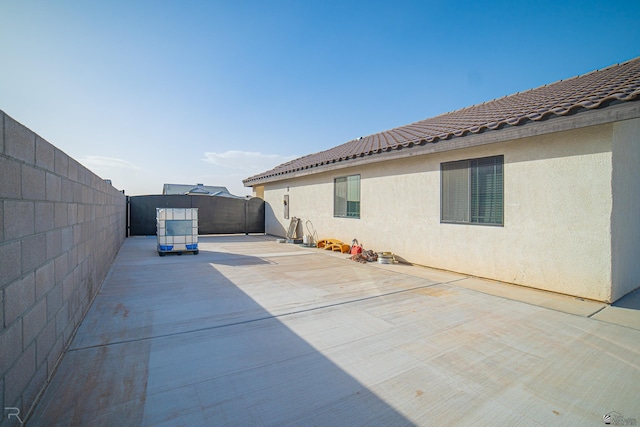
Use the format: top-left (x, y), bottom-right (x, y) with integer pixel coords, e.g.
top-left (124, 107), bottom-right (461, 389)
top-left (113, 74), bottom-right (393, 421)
top-left (252, 185), bottom-right (265, 199)
top-left (611, 118), bottom-right (640, 301)
top-left (262, 123), bottom-right (617, 301)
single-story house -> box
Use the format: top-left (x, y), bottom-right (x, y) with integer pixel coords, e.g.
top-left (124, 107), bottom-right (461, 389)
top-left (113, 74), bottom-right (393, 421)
top-left (163, 183), bottom-right (242, 198)
top-left (243, 57), bottom-right (640, 303)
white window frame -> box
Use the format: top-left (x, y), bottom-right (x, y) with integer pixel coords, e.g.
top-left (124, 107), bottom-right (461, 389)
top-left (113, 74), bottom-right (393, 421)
top-left (441, 155), bottom-right (503, 226)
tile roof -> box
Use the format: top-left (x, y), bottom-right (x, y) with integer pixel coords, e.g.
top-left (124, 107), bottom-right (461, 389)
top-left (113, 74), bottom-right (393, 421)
top-left (244, 57), bottom-right (640, 185)
top-left (163, 183), bottom-right (229, 195)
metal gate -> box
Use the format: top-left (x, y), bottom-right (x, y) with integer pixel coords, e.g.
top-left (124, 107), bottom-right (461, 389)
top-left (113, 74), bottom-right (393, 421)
top-left (128, 195), bottom-right (265, 236)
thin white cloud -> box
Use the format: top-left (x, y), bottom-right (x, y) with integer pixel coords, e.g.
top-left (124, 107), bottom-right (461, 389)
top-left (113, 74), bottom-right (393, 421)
top-left (78, 155), bottom-right (141, 170)
top-left (202, 150), bottom-right (297, 173)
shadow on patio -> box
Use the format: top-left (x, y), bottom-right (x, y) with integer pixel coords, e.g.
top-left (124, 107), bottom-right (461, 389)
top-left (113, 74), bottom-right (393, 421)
top-left (27, 237), bottom-right (414, 426)
top-left (26, 235), bottom-right (640, 426)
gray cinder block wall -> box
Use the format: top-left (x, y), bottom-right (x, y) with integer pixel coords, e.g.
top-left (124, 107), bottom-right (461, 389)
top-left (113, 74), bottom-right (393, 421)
top-left (0, 110), bottom-right (127, 423)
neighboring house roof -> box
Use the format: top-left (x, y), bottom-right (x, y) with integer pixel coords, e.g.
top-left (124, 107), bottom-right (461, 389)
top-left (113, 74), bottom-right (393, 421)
top-left (163, 183), bottom-right (229, 195)
top-left (210, 191), bottom-right (246, 199)
top-left (244, 56), bottom-right (640, 186)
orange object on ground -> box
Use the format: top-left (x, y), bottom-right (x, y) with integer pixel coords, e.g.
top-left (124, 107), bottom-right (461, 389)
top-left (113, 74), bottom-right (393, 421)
top-left (318, 239), bottom-right (341, 250)
top-left (317, 239), bottom-right (351, 253)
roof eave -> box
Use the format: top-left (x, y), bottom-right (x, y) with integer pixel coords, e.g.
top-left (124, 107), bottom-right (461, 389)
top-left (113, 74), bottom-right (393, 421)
top-left (244, 101), bottom-right (640, 187)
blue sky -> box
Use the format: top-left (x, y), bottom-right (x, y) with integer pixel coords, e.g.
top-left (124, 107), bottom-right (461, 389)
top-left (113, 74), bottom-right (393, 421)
top-left (1, 1), bottom-right (639, 196)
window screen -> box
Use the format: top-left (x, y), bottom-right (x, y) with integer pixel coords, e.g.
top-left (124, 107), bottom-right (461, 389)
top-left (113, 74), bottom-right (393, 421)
top-left (334, 175), bottom-right (360, 218)
top-left (441, 156), bottom-right (503, 225)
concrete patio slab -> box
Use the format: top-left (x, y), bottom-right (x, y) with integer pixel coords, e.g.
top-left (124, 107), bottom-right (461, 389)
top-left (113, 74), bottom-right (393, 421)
top-left (27, 235), bottom-right (640, 426)
top-left (448, 276), bottom-right (607, 318)
top-left (323, 250), bottom-right (610, 319)
top-left (591, 289), bottom-right (640, 330)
